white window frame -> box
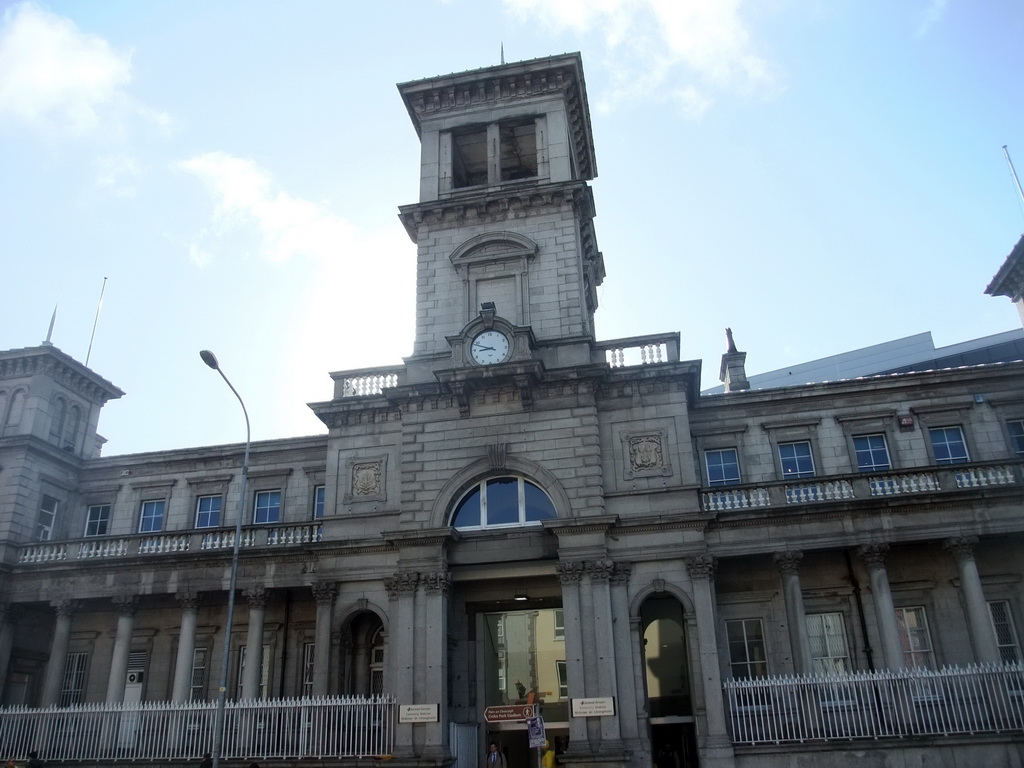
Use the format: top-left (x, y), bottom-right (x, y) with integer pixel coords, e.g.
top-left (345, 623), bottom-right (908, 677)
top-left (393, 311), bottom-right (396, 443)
top-left (190, 647), bottom-right (208, 700)
top-left (312, 485), bottom-right (325, 519)
top-left (38, 495), bottom-right (59, 541)
top-left (84, 504), bottom-right (110, 537)
top-left (236, 644), bottom-right (272, 699)
top-left (852, 433), bottom-right (891, 472)
top-left (194, 495), bottom-right (222, 529)
top-left (705, 448), bottom-right (741, 486)
top-left (555, 660), bottom-right (568, 699)
top-left (139, 499), bottom-right (165, 533)
top-left (895, 606), bottom-right (935, 669)
top-left (928, 425), bottom-right (970, 465)
top-left (1006, 419), bottom-right (1024, 457)
top-left (806, 612), bottom-right (851, 674)
top-left (778, 441), bottom-right (816, 479)
top-left (301, 642), bottom-right (316, 696)
top-left (253, 490), bottom-right (281, 525)
top-left (450, 476), bottom-right (556, 530)
top-left (989, 600), bottom-right (1022, 664)
top-left (726, 618), bottom-right (768, 679)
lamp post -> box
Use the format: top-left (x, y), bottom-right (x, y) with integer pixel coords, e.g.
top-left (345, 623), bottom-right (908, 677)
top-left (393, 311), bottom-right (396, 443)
top-left (200, 350), bottom-right (250, 768)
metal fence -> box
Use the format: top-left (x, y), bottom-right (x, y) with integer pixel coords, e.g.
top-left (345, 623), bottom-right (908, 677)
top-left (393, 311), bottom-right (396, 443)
top-left (724, 663), bottom-right (1024, 744)
top-left (0, 695), bottom-right (395, 761)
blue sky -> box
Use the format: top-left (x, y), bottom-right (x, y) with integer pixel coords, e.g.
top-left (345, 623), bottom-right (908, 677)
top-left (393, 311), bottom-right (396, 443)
top-left (2, 0), bottom-right (1022, 456)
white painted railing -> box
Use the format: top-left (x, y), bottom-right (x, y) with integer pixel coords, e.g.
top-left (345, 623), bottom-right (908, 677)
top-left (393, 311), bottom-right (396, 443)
top-left (0, 695), bottom-right (395, 761)
top-left (701, 463), bottom-right (1020, 513)
top-left (597, 333), bottom-right (680, 368)
top-left (724, 663), bottom-right (1024, 745)
top-left (339, 366), bottom-right (404, 397)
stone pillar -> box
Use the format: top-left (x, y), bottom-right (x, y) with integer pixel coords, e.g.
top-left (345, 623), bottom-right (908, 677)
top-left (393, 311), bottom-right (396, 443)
top-left (586, 560), bottom-right (623, 751)
top-left (384, 572), bottom-right (418, 757)
top-left (0, 605), bottom-right (18, 699)
top-left (41, 600), bottom-right (77, 706)
top-left (944, 537), bottom-right (1001, 664)
top-left (241, 587), bottom-right (267, 700)
top-left (106, 595), bottom-right (138, 702)
top-left (857, 544), bottom-right (905, 670)
top-left (609, 563), bottom-right (643, 753)
top-left (422, 570), bottom-right (451, 757)
top-left (311, 582), bottom-right (337, 696)
top-left (172, 593), bottom-right (202, 702)
top-left (686, 556), bottom-right (733, 766)
top-left (557, 561), bottom-right (590, 753)
top-left (774, 551), bottom-right (813, 675)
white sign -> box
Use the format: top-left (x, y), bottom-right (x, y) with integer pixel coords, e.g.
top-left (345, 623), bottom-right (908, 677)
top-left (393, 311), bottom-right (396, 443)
top-left (570, 697), bottom-right (615, 717)
top-left (399, 704), bottom-right (439, 723)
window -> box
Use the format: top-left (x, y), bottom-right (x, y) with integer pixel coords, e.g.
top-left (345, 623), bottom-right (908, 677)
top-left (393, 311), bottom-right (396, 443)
top-left (778, 441), bottom-right (815, 479)
top-left (236, 645), bottom-right (271, 699)
top-left (450, 118), bottom-right (539, 189)
top-left (84, 504), bottom-right (110, 537)
top-left (895, 606), bottom-right (934, 668)
top-left (726, 618), bottom-right (767, 679)
top-left (190, 648), bottom-right (208, 700)
top-left (853, 434), bottom-right (891, 472)
top-left (253, 490), bottom-right (281, 524)
top-left (302, 642), bottom-right (316, 696)
top-left (1007, 420), bottom-right (1024, 457)
top-left (451, 477), bottom-right (556, 530)
top-left (806, 613), bottom-right (851, 674)
top-left (195, 495), bottom-right (222, 528)
top-left (555, 660), bottom-right (568, 699)
top-left (60, 652), bottom-right (88, 705)
top-left (139, 500), bottom-right (165, 533)
top-left (705, 448), bottom-right (740, 486)
top-left (38, 495), bottom-right (59, 540)
top-left (553, 609), bottom-right (565, 641)
top-left (313, 485), bottom-right (325, 519)
top-left (989, 601), bottom-right (1022, 664)
top-left (928, 426), bottom-right (969, 465)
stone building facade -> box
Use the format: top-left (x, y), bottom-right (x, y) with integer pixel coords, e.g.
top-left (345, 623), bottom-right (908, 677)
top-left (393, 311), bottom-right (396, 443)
top-left (0, 54), bottom-right (1022, 768)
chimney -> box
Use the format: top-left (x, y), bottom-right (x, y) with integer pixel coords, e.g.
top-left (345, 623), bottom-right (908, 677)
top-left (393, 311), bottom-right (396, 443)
top-left (719, 327), bottom-right (749, 392)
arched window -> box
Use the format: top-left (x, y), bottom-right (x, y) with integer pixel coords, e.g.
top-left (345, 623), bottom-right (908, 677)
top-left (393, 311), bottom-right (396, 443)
top-left (451, 476), bottom-right (556, 530)
top-left (49, 397), bottom-right (66, 443)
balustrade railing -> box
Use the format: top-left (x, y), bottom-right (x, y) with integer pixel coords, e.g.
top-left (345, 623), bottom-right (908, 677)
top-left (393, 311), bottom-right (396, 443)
top-left (725, 663), bottom-right (1024, 745)
top-left (0, 695), bottom-right (395, 762)
top-left (701, 462), bottom-right (1020, 513)
top-left (20, 523), bottom-right (324, 564)
top-left (336, 366), bottom-right (404, 398)
top-left (596, 333), bottom-right (680, 368)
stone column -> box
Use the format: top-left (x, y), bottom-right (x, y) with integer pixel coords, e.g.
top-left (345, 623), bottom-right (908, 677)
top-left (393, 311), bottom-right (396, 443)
top-left (857, 544), bottom-right (905, 670)
top-left (106, 595), bottom-right (139, 702)
top-left (586, 560), bottom-right (623, 751)
top-left (422, 570), bottom-right (451, 757)
top-left (241, 587), bottom-right (267, 700)
top-left (609, 563), bottom-right (643, 752)
top-left (774, 551), bottom-right (813, 675)
top-left (171, 593), bottom-right (202, 702)
top-left (0, 605), bottom-right (18, 699)
top-left (384, 572), bottom-right (418, 757)
top-left (557, 561), bottom-right (590, 753)
top-left (944, 537), bottom-right (1001, 664)
top-left (41, 600), bottom-right (77, 706)
top-left (311, 582), bottom-right (337, 696)
top-left (686, 556), bottom-right (733, 765)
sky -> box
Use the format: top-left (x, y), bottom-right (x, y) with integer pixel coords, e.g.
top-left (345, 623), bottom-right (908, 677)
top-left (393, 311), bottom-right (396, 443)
top-left (2, 0), bottom-right (1023, 457)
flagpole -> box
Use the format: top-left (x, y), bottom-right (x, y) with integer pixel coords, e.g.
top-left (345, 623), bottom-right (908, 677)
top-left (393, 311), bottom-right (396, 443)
top-left (85, 277), bottom-right (107, 367)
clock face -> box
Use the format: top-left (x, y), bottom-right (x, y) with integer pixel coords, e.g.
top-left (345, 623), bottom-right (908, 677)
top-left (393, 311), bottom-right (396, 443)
top-left (470, 330), bottom-right (511, 365)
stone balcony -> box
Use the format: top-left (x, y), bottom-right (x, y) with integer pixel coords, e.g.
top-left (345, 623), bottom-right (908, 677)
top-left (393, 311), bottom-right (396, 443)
top-left (701, 462), bottom-right (1021, 513)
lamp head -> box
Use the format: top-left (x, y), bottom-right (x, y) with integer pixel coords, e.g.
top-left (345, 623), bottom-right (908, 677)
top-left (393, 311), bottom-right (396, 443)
top-left (199, 350), bottom-right (220, 370)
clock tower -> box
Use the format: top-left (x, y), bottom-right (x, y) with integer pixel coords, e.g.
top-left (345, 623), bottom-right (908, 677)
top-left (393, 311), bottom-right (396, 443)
top-left (397, 53), bottom-right (605, 386)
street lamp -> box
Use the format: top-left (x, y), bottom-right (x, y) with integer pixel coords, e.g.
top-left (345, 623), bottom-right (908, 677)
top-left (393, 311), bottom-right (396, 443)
top-left (200, 350), bottom-right (250, 768)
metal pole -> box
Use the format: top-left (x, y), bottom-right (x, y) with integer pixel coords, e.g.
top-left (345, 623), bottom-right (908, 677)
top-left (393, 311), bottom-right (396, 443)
top-left (200, 350), bottom-right (251, 768)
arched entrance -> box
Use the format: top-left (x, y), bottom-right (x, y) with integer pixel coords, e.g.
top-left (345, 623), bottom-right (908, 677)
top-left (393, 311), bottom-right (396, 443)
top-left (640, 595), bottom-right (699, 768)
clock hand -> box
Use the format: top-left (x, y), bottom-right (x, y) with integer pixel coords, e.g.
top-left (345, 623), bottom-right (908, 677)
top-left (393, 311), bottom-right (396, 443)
top-left (473, 345), bottom-right (495, 351)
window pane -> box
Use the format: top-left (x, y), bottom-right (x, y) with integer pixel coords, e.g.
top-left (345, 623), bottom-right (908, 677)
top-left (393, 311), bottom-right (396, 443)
top-left (195, 495), bottom-right (222, 528)
top-left (452, 487), bottom-right (481, 527)
top-left (779, 441), bottom-right (815, 478)
top-left (989, 601), bottom-right (1022, 663)
top-left (1007, 420), bottom-right (1024, 457)
top-left (313, 485), bottom-right (325, 519)
top-left (853, 434), bottom-right (891, 472)
top-left (38, 495), bottom-right (59, 540)
top-left (486, 478), bottom-right (519, 525)
top-left (85, 504), bottom-right (110, 537)
top-left (806, 612), bottom-right (850, 674)
top-left (523, 481), bottom-right (555, 521)
top-left (139, 500), bottom-right (165, 533)
top-left (896, 607), bottom-right (934, 668)
top-left (706, 448), bottom-right (740, 486)
top-left (253, 491), bottom-right (281, 524)
top-left (929, 426), bottom-right (969, 465)
top-left (726, 618), bottom-right (766, 679)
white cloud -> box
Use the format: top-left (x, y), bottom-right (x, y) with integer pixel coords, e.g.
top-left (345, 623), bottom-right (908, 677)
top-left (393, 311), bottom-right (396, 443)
top-left (0, 2), bottom-right (133, 135)
top-left (916, 0), bottom-right (948, 37)
top-left (503, 0), bottom-right (777, 117)
top-left (176, 151), bottom-right (359, 265)
top-left (95, 153), bottom-right (141, 197)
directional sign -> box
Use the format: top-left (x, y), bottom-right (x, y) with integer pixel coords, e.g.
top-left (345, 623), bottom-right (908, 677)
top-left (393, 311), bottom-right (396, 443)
top-left (484, 705), bottom-right (535, 723)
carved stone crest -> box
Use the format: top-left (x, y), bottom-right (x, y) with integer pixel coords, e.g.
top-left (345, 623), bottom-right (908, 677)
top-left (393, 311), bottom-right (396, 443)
top-left (352, 462), bottom-right (381, 496)
top-left (342, 455), bottom-right (388, 504)
top-left (622, 430), bottom-right (673, 479)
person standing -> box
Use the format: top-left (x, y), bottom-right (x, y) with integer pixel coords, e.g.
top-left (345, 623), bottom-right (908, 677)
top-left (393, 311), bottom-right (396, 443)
top-left (483, 742), bottom-right (507, 768)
